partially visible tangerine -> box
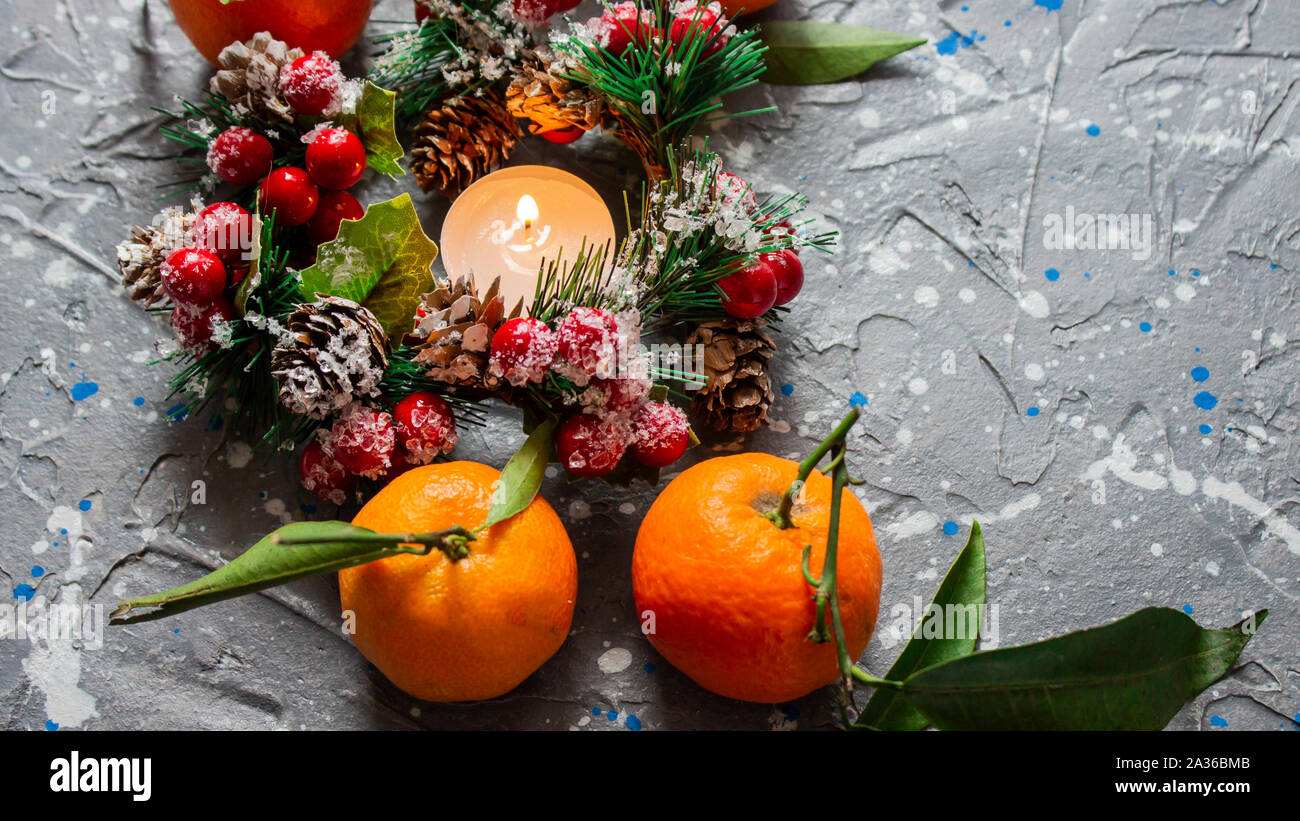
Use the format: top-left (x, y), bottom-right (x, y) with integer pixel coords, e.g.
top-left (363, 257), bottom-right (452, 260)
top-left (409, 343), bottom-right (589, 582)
top-left (340, 462), bottom-right (577, 702)
top-left (633, 452), bottom-right (882, 703)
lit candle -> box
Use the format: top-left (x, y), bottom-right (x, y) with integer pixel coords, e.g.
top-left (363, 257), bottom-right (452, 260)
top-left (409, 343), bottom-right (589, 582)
top-left (440, 166), bottom-right (616, 313)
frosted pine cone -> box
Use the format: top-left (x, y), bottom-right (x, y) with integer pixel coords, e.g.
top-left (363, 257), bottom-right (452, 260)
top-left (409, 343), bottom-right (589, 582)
top-left (270, 296), bottom-right (390, 419)
top-left (687, 317), bottom-right (777, 432)
top-left (410, 90), bottom-right (521, 196)
top-left (506, 48), bottom-right (603, 135)
top-left (209, 32), bottom-right (304, 124)
top-left (116, 207), bottom-right (195, 307)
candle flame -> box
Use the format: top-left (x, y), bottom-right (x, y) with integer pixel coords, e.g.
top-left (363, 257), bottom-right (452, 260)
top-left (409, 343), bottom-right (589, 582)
top-left (517, 194), bottom-right (539, 229)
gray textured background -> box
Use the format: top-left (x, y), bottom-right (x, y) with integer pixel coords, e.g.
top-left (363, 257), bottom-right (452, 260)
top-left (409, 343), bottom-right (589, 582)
top-left (1, 0), bottom-right (1297, 731)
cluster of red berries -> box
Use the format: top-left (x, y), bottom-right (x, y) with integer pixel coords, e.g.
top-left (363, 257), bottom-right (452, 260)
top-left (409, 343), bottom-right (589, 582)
top-left (161, 201), bottom-right (258, 349)
top-left (205, 53), bottom-right (366, 248)
top-left (712, 170), bottom-right (806, 319)
top-left (488, 307), bottom-right (691, 478)
top-left (298, 392), bottom-right (458, 504)
top-left (589, 1), bottom-right (731, 58)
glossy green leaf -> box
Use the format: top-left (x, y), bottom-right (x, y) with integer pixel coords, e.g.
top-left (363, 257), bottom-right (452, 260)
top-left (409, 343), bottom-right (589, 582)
top-left (108, 521), bottom-right (435, 625)
top-left (482, 418), bottom-right (558, 531)
top-left (298, 193), bottom-right (438, 339)
top-left (343, 82), bottom-right (405, 178)
top-left (856, 521), bottom-right (986, 731)
top-left (895, 608), bottom-right (1267, 730)
top-left (760, 22), bottom-right (926, 86)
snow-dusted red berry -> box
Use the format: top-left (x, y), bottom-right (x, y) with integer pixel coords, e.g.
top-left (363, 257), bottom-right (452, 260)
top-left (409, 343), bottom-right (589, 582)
top-left (189, 202), bottom-right (251, 266)
top-left (764, 249), bottom-right (804, 306)
top-left (556, 413), bottom-right (629, 478)
top-left (555, 307), bottom-right (621, 383)
top-left (716, 171), bottom-right (758, 214)
top-left (513, 0), bottom-right (558, 24)
top-left (299, 439), bottom-right (356, 505)
top-left (329, 406), bottom-right (397, 480)
top-left (630, 401), bottom-right (690, 468)
top-left (583, 376), bottom-right (651, 416)
top-left (305, 127), bottom-right (366, 190)
top-left (668, 1), bottom-right (730, 57)
top-left (258, 167), bottom-right (319, 228)
top-left (553, 0), bottom-right (582, 11)
top-left (308, 189), bottom-right (364, 246)
top-left (538, 125), bottom-right (584, 144)
top-left (489, 317), bottom-right (558, 386)
top-left (171, 297), bottom-right (234, 350)
top-left (161, 247), bottom-right (227, 306)
top-left (279, 53), bottom-right (344, 117)
top-left (717, 260), bottom-right (777, 318)
top-left (591, 2), bottom-right (655, 56)
top-left (393, 391), bottom-right (458, 465)
top-left (414, 1), bottom-right (432, 22)
top-left (206, 127), bottom-right (273, 186)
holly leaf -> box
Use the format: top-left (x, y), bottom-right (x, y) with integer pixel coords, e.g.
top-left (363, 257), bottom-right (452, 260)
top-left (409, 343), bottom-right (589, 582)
top-left (108, 521), bottom-right (443, 625)
top-left (298, 193), bottom-right (438, 339)
top-left (342, 82), bottom-right (405, 178)
top-left (893, 608), bottom-right (1267, 730)
top-left (482, 418), bottom-right (558, 531)
top-left (760, 22), bottom-right (926, 85)
top-left (855, 521), bottom-right (986, 731)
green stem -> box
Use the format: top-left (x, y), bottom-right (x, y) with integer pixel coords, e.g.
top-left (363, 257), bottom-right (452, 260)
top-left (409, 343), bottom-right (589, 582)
top-left (768, 407), bottom-right (860, 529)
top-left (274, 526), bottom-right (475, 562)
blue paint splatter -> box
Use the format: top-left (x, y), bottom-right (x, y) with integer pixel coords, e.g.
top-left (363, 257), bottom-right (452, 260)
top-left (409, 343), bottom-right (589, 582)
top-left (133, 396), bottom-right (146, 407)
top-left (1198, 424), bottom-right (1212, 435)
top-left (78, 499), bottom-right (91, 512)
top-left (780, 383), bottom-right (794, 396)
top-left (1193, 391), bottom-right (1218, 410)
top-left (625, 715), bottom-right (642, 731)
top-left (942, 520), bottom-right (959, 536)
top-left (1004, 19), bottom-right (1013, 27)
top-left (70, 381), bottom-right (98, 401)
top-left (45, 720), bottom-right (59, 731)
top-left (606, 709), bottom-right (617, 722)
top-left (935, 30), bottom-right (982, 55)
top-left (1168, 269), bottom-right (1177, 276)
top-left (165, 403), bottom-right (189, 421)
top-left (173, 628), bottom-right (180, 634)
top-left (644, 663), bottom-right (655, 674)
top-left (781, 705), bottom-right (799, 722)
top-left (1139, 322), bottom-right (1152, 333)
top-left (1209, 715), bottom-right (1228, 728)
top-left (14, 584), bottom-right (35, 601)
top-left (1026, 406), bottom-right (1040, 417)
top-left (849, 391), bottom-right (868, 408)
top-left (1182, 604), bottom-right (1194, 615)
top-left (1190, 366), bottom-right (1209, 382)
top-left (1044, 267), bottom-right (1060, 281)
top-left (31, 566), bottom-right (44, 577)
top-left (591, 707), bottom-right (602, 716)
top-left (1085, 124), bottom-right (1101, 137)
top-left (1035, 0), bottom-right (1063, 10)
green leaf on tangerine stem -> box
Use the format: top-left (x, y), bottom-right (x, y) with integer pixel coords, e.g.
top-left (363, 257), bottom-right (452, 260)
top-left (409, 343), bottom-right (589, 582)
top-left (760, 22), bottom-right (926, 86)
top-left (481, 418), bottom-right (558, 531)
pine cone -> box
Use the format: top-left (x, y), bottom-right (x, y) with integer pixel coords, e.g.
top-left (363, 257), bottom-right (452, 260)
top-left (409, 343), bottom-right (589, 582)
top-left (116, 208), bottom-right (195, 307)
top-left (271, 296), bottom-right (390, 420)
top-left (687, 318), bottom-right (777, 433)
top-left (409, 274), bottom-right (521, 397)
top-left (209, 31), bottom-right (304, 123)
top-left (410, 90), bottom-right (521, 197)
top-left (506, 48), bottom-right (603, 135)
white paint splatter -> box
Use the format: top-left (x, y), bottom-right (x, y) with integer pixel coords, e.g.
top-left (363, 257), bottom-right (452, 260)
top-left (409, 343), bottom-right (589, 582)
top-left (1018, 290), bottom-right (1050, 319)
top-left (1201, 476), bottom-right (1300, 556)
top-left (885, 510), bottom-right (939, 540)
top-left (597, 647), bottom-right (633, 674)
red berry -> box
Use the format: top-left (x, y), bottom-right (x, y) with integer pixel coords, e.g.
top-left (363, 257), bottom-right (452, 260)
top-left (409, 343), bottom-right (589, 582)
top-left (668, 1), bottom-right (730, 57)
top-left (555, 307), bottom-right (621, 383)
top-left (414, 1), bottom-right (432, 22)
top-left (393, 391), bottom-right (458, 465)
top-left (206, 127), bottom-right (273, 186)
top-left (764, 249), bottom-right (804, 306)
top-left (489, 317), bottom-right (558, 386)
top-left (716, 171), bottom-right (757, 214)
top-left (189, 202), bottom-right (251, 266)
top-left (630, 402), bottom-right (690, 468)
top-left (279, 53), bottom-right (344, 117)
top-left (299, 439), bottom-right (356, 505)
top-left (556, 413), bottom-right (629, 478)
top-left (161, 247), bottom-right (227, 306)
top-left (538, 126), bottom-right (584, 144)
top-left (308, 189), bottom-right (364, 246)
top-left (553, 0), bottom-right (582, 11)
top-left (328, 406), bottom-right (397, 480)
top-left (592, 3), bottom-right (654, 56)
top-left (583, 376), bottom-right (651, 416)
top-left (513, 0), bottom-right (558, 24)
top-left (171, 297), bottom-right (234, 350)
top-left (305, 127), bottom-right (366, 190)
top-left (258, 167), bottom-right (319, 228)
top-left (717, 261), bottom-right (777, 318)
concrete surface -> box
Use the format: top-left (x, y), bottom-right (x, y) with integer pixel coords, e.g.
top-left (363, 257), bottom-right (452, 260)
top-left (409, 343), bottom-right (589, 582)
top-left (1, 0), bottom-right (1297, 731)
